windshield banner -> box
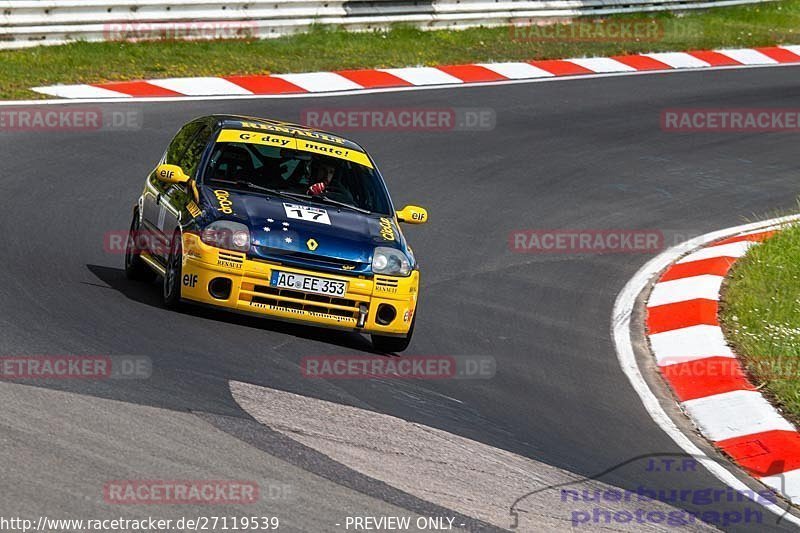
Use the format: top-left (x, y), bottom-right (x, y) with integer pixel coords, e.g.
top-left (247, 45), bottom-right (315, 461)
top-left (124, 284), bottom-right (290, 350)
top-left (216, 129), bottom-right (373, 168)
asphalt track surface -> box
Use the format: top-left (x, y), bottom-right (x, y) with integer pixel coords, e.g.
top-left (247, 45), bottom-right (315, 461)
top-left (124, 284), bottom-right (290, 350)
top-left (1, 66), bottom-right (800, 532)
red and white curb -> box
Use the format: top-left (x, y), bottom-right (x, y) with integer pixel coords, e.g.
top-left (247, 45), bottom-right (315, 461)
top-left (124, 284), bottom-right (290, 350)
top-left (613, 215), bottom-right (800, 526)
top-left (645, 226), bottom-right (800, 503)
top-left (31, 45), bottom-right (800, 99)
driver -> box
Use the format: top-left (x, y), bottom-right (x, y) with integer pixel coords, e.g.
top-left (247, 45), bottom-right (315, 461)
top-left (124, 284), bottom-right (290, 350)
top-left (307, 160), bottom-right (335, 195)
top-left (307, 160), bottom-right (355, 204)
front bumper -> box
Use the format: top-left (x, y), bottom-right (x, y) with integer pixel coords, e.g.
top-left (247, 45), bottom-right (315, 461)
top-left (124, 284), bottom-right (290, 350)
top-left (179, 233), bottom-right (418, 336)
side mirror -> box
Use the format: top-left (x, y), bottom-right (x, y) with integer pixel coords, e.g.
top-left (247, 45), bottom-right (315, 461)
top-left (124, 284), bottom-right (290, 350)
top-left (396, 205), bottom-right (428, 224)
top-left (155, 164), bottom-right (190, 184)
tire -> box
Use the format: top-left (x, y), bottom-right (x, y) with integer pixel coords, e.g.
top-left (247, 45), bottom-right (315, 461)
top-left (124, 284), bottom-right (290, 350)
top-left (371, 312), bottom-right (415, 353)
top-left (124, 210), bottom-right (157, 282)
top-left (163, 231), bottom-right (183, 309)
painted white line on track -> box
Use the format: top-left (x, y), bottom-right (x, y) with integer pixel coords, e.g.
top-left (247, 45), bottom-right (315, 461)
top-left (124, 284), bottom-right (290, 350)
top-left (272, 72), bottom-right (363, 92)
top-left (612, 213), bottom-right (800, 527)
top-left (781, 45), bottom-right (800, 56)
top-left (147, 77), bottom-right (254, 96)
top-left (378, 67), bottom-right (464, 86)
top-left (763, 470), bottom-right (800, 505)
top-left (683, 390), bottom-right (795, 441)
top-left (716, 49), bottom-right (778, 65)
top-left (676, 241), bottom-right (754, 264)
top-left (477, 62), bottom-right (554, 79)
top-left (647, 275), bottom-right (724, 307)
top-left (567, 57), bottom-right (637, 73)
top-left (649, 325), bottom-right (734, 366)
top-left (642, 52), bottom-right (710, 69)
top-left (30, 84), bottom-right (132, 99)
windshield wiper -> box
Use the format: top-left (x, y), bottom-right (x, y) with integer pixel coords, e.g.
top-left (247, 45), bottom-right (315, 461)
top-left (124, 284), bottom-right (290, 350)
top-left (241, 182), bottom-right (298, 201)
top-left (279, 191), bottom-right (372, 215)
top-left (317, 196), bottom-right (372, 215)
top-left (208, 178), bottom-right (298, 202)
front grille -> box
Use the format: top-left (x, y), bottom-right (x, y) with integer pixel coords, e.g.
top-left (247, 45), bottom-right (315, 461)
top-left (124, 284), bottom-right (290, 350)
top-left (245, 284), bottom-right (364, 320)
top-left (218, 250), bottom-right (245, 265)
top-left (252, 247), bottom-right (365, 274)
top-left (375, 277), bottom-right (399, 288)
top-left (284, 250), bottom-right (356, 267)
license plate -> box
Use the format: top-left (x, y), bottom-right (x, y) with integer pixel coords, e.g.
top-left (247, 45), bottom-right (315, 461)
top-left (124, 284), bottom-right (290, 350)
top-left (270, 271), bottom-right (347, 297)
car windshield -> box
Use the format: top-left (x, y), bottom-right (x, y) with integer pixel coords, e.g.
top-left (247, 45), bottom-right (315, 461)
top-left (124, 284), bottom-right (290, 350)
top-left (202, 140), bottom-right (393, 215)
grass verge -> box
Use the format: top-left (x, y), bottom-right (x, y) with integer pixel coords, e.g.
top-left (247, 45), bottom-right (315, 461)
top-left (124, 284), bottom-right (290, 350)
top-left (1, 0), bottom-right (800, 100)
top-left (720, 222), bottom-right (800, 422)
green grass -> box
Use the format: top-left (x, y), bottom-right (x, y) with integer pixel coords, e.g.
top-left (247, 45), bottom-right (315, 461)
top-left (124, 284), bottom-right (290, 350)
top-left (720, 222), bottom-right (800, 421)
top-left (2, 0), bottom-right (800, 99)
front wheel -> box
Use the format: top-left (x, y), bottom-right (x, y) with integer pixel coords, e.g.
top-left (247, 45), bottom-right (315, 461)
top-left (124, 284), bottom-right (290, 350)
top-left (163, 231), bottom-right (183, 309)
top-left (371, 313), bottom-right (415, 353)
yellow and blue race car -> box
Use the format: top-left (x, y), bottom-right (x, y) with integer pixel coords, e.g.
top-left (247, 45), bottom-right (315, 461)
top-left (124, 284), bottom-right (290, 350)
top-left (124, 115), bottom-right (427, 352)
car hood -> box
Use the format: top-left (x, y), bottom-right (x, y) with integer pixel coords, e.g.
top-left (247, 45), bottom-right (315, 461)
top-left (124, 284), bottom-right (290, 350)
top-left (201, 186), bottom-right (404, 272)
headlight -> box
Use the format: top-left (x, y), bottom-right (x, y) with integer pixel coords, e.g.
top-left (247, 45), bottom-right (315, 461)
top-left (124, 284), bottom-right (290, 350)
top-left (372, 246), bottom-right (411, 276)
top-left (201, 220), bottom-right (250, 252)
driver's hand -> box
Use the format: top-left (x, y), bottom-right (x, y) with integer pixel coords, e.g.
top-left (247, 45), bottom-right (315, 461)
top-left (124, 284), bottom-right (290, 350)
top-left (308, 182), bottom-right (326, 196)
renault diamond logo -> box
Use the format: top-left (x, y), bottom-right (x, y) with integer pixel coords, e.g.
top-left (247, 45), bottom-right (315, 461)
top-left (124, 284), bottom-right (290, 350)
top-left (306, 238), bottom-right (319, 251)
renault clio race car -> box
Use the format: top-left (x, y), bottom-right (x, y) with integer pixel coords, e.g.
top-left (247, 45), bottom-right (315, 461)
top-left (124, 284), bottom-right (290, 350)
top-left (125, 115), bottom-right (427, 352)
